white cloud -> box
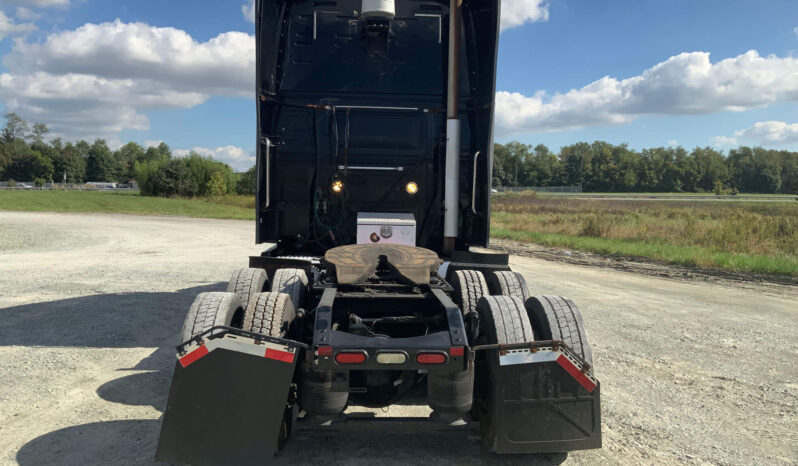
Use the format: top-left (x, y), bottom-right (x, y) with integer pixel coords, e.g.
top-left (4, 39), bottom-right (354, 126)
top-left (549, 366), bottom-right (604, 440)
top-left (734, 121), bottom-right (798, 144)
top-left (5, 20), bottom-right (255, 96)
top-left (242, 1), bottom-right (255, 23)
top-left (145, 140), bottom-right (164, 148)
top-left (667, 139), bottom-right (678, 147)
top-left (0, 9), bottom-right (35, 41)
top-left (0, 20), bottom-right (254, 140)
top-left (495, 50), bottom-right (798, 136)
top-left (174, 146), bottom-right (255, 171)
top-left (501, 0), bottom-right (549, 31)
top-left (712, 136), bottom-right (738, 147)
top-left (15, 7), bottom-right (41, 20)
top-left (0, 71), bottom-right (206, 138)
top-left (794, 26), bottom-right (798, 37)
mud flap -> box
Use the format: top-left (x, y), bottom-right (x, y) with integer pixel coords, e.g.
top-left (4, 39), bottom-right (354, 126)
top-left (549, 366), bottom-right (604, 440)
top-left (155, 331), bottom-right (303, 465)
top-left (477, 343), bottom-right (601, 453)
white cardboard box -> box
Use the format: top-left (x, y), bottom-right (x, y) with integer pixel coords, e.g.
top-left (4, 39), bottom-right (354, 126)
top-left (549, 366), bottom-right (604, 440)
top-left (356, 213), bottom-right (416, 246)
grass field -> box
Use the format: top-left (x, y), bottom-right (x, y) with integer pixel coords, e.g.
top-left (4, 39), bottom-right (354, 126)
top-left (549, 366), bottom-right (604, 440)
top-left (533, 192), bottom-right (797, 198)
top-left (0, 190), bottom-right (254, 220)
top-left (3, 190), bottom-right (797, 277)
top-left (492, 193), bottom-right (798, 277)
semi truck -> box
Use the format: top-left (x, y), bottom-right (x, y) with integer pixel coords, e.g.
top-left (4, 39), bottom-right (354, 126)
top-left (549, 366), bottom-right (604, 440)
top-left (156, 1), bottom-right (601, 463)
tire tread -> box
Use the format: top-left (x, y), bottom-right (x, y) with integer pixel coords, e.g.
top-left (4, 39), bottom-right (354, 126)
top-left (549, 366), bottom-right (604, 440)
top-left (271, 269), bottom-right (308, 311)
top-left (526, 295), bottom-right (593, 366)
top-left (486, 271), bottom-right (531, 302)
top-left (452, 270), bottom-right (489, 315)
top-left (243, 292), bottom-right (296, 338)
top-left (180, 292), bottom-right (242, 343)
top-left (226, 268), bottom-right (268, 310)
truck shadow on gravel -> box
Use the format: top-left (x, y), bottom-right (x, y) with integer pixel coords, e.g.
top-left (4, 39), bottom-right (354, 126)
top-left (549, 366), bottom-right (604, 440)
top-left (16, 419), bottom-right (567, 466)
top-left (2, 284), bottom-right (224, 465)
top-left (8, 285), bottom-right (566, 466)
top-left (0, 283), bottom-right (226, 349)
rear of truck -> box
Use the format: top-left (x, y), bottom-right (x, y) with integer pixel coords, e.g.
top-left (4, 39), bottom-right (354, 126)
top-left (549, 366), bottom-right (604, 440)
top-left (156, 1), bottom-right (601, 464)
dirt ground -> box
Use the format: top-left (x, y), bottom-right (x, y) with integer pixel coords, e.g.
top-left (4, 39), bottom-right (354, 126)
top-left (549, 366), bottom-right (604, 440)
top-left (0, 211), bottom-right (796, 465)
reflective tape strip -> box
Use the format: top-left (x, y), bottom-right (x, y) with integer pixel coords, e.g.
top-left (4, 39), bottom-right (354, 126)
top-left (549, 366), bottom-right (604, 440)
top-left (556, 354), bottom-right (597, 392)
top-left (499, 349), bottom-right (558, 366)
top-left (177, 334), bottom-right (296, 365)
top-left (498, 349), bottom-right (597, 392)
top-left (179, 345), bottom-right (209, 368)
top-left (265, 348), bottom-right (295, 363)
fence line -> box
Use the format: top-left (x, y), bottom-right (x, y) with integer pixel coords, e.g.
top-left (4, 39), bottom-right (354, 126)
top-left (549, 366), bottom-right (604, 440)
top-left (495, 185), bottom-right (582, 193)
top-left (0, 186), bottom-right (137, 191)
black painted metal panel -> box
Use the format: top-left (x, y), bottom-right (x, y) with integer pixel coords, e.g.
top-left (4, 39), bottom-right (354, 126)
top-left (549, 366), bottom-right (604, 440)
top-left (485, 359), bottom-right (602, 453)
top-left (255, 0), bottom-right (500, 254)
top-left (155, 350), bottom-right (296, 465)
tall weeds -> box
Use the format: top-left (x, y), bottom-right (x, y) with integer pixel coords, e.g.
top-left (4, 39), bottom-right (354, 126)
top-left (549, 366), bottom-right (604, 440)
top-left (492, 196), bottom-right (798, 259)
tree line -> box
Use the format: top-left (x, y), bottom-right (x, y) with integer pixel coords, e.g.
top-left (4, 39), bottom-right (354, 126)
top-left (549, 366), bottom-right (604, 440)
top-left (4, 113), bottom-right (797, 196)
top-left (0, 113), bottom-right (254, 196)
top-left (494, 141), bottom-right (798, 194)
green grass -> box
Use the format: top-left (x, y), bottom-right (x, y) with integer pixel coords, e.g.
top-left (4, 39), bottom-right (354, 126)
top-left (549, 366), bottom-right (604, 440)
top-left (537, 192), bottom-right (796, 197)
top-left (492, 195), bottom-right (798, 277)
top-left (0, 190), bottom-right (254, 220)
top-left (3, 189), bottom-right (796, 277)
top-left (492, 227), bottom-right (798, 277)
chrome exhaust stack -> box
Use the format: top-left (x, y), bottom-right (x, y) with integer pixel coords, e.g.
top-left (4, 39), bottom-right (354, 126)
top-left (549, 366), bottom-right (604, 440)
top-left (443, 0), bottom-right (462, 256)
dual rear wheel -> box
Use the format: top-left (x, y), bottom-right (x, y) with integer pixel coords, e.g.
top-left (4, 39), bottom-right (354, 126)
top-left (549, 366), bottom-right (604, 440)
top-left (181, 268), bottom-right (307, 342)
top-left (451, 269), bottom-right (531, 320)
top-left (450, 268), bottom-right (592, 365)
top-left (451, 268), bottom-right (594, 451)
top-left (179, 267), bottom-right (308, 452)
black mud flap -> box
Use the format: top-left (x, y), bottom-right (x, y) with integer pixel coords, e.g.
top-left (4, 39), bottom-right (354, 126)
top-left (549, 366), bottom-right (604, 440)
top-left (156, 329), bottom-right (304, 465)
top-left (476, 342), bottom-right (601, 454)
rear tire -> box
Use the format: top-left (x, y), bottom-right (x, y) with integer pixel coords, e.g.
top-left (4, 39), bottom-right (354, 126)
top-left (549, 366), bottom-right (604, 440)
top-left (180, 292), bottom-right (242, 343)
top-left (476, 295), bottom-right (535, 348)
top-left (271, 268), bottom-right (308, 311)
top-left (226, 267), bottom-right (268, 310)
top-left (525, 296), bottom-right (593, 367)
top-left (474, 296), bottom-right (534, 451)
top-left (243, 292), bottom-right (296, 338)
top-left (451, 270), bottom-right (488, 315)
top-left (486, 271), bottom-right (531, 302)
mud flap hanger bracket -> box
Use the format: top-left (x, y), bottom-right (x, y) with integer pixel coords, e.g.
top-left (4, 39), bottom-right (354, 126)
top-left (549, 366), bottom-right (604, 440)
top-left (176, 325), bottom-right (309, 356)
top-left (468, 340), bottom-right (596, 392)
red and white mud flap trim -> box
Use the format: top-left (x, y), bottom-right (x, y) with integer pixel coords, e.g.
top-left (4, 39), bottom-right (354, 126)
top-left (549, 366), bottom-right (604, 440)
top-left (499, 347), bottom-right (597, 393)
top-left (178, 334), bottom-right (296, 368)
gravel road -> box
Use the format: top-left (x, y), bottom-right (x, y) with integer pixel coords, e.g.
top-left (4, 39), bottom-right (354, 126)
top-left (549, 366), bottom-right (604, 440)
top-left (0, 211), bottom-right (796, 465)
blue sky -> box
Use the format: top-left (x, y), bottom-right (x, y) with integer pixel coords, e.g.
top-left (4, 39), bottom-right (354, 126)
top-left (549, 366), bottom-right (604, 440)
top-left (0, 0), bottom-right (796, 170)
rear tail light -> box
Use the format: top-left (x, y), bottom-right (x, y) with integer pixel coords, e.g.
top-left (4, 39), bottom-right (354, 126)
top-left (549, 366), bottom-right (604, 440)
top-left (335, 352), bottom-right (367, 364)
top-left (416, 352), bottom-right (447, 365)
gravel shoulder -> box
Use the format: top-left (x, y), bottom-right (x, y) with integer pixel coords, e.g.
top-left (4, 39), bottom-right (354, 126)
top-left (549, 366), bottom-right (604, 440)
top-left (0, 211), bottom-right (796, 465)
